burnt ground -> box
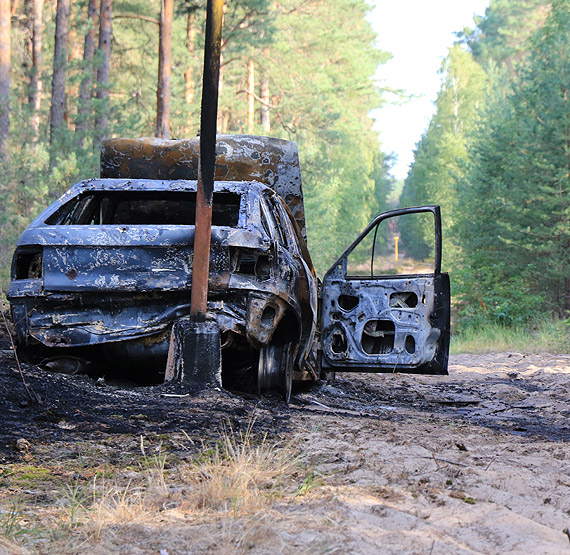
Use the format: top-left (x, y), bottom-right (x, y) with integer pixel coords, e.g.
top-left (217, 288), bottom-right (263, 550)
top-left (2, 331), bottom-right (570, 461)
top-left (0, 345), bottom-right (294, 464)
top-left (2, 326), bottom-right (570, 553)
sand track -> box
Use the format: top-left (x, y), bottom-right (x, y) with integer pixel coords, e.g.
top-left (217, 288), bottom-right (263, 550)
top-left (1, 352), bottom-right (569, 553)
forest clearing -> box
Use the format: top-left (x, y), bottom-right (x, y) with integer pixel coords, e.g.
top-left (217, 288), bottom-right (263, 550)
top-left (0, 0), bottom-right (569, 552)
top-left (1, 348), bottom-right (570, 554)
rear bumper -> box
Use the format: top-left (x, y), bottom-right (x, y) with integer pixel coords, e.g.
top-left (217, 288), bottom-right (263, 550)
top-left (9, 288), bottom-right (294, 354)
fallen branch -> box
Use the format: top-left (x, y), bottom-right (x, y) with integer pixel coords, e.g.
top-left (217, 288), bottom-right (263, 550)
top-left (423, 455), bottom-right (468, 468)
top-left (113, 13), bottom-right (159, 25)
top-left (1, 305), bottom-right (41, 405)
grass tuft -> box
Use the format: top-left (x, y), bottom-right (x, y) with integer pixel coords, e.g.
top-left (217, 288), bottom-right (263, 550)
top-left (451, 318), bottom-right (569, 354)
top-left (0, 503), bottom-right (24, 540)
top-left (183, 420), bottom-right (296, 515)
top-left (0, 421), bottom-right (320, 552)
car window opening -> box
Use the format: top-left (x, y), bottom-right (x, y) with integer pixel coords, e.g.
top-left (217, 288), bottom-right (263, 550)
top-left (46, 191), bottom-right (241, 226)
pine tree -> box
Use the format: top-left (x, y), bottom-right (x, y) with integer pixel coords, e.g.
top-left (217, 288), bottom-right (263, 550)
top-left (157, 0), bottom-right (173, 138)
top-left (49, 0), bottom-right (70, 162)
top-left (0, 0), bottom-right (9, 159)
top-left (400, 45), bottom-right (486, 267)
top-left (456, 0), bottom-right (570, 323)
top-left (94, 0), bottom-right (112, 143)
top-left (76, 0), bottom-right (98, 147)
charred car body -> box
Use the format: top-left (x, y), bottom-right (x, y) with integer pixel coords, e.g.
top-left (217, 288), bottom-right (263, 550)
top-left (8, 135), bottom-right (450, 398)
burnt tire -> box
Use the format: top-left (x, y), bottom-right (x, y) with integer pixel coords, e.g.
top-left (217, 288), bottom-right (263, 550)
top-left (258, 341), bottom-right (294, 403)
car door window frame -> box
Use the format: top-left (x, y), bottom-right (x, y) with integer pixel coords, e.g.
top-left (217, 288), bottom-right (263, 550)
top-left (334, 206), bottom-right (442, 281)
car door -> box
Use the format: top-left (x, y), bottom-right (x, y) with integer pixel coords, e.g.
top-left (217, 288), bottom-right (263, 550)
top-left (319, 206), bottom-right (450, 375)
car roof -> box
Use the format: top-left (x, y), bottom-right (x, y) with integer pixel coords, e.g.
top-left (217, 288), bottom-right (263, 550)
top-left (66, 178), bottom-right (270, 195)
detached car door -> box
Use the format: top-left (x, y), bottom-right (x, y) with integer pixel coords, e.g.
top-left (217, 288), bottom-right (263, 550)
top-left (319, 206), bottom-right (450, 375)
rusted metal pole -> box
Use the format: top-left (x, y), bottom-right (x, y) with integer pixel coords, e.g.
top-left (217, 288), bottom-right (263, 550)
top-left (190, 0), bottom-right (223, 318)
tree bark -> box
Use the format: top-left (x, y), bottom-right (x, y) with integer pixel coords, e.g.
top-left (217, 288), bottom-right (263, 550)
top-left (49, 0), bottom-right (70, 152)
top-left (0, 0), bottom-right (9, 159)
top-left (220, 110), bottom-right (229, 133)
top-left (156, 0), bottom-right (173, 139)
top-left (184, 11), bottom-right (195, 105)
top-left (29, 0), bottom-right (43, 137)
top-left (75, 0), bottom-right (98, 147)
top-left (94, 0), bottom-right (112, 144)
top-left (260, 71), bottom-right (270, 133)
top-left (247, 59), bottom-right (254, 133)
top-left (23, 0), bottom-right (32, 80)
top-left (218, 50), bottom-right (224, 93)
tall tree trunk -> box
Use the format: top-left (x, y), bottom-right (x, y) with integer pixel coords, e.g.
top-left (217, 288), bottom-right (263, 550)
top-left (157, 0), bottom-right (173, 139)
top-left (29, 0), bottom-right (43, 137)
top-left (260, 71), bottom-right (270, 133)
top-left (215, 1), bottom-right (227, 130)
top-left (246, 59), bottom-right (254, 133)
top-left (76, 0), bottom-right (98, 147)
top-left (220, 110), bottom-right (229, 133)
top-left (218, 50), bottom-right (224, 93)
top-left (0, 0), bottom-right (10, 160)
top-left (23, 0), bottom-right (32, 86)
top-left (184, 11), bottom-right (195, 105)
top-left (94, 0), bottom-right (112, 144)
top-left (49, 0), bottom-right (70, 152)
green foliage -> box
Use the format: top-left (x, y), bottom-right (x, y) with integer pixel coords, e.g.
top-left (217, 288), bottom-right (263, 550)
top-left (400, 0), bottom-right (569, 329)
top-left (461, 0), bottom-right (551, 68)
top-left (455, 0), bottom-right (570, 325)
top-left (451, 317), bottom-right (570, 354)
top-left (260, 0), bottom-right (390, 271)
top-left (400, 44), bottom-right (487, 269)
top-left (0, 0), bottom-right (395, 284)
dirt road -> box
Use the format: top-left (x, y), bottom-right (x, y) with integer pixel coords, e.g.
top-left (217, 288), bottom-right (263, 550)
top-left (1, 351), bottom-right (570, 553)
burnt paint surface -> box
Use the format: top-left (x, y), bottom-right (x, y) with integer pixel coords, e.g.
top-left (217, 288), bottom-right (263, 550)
top-left (9, 159), bottom-right (448, 381)
top-left (320, 273), bottom-right (449, 374)
top-left (8, 178), bottom-right (318, 375)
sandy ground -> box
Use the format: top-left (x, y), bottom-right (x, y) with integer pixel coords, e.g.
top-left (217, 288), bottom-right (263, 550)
top-left (2, 352), bottom-right (570, 553)
top-left (281, 353), bottom-right (570, 554)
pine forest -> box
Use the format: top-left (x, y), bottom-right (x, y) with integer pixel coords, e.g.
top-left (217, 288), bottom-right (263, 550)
top-left (0, 0), bottom-right (568, 331)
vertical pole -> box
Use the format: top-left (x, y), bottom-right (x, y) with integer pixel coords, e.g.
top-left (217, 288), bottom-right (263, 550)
top-left (190, 0), bottom-right (224, 318)
top-left (394, 235), bottom-right (399, 262)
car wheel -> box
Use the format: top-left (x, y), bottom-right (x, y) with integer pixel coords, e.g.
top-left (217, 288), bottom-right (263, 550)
top-left (258, 342), bottom-right (295, 403)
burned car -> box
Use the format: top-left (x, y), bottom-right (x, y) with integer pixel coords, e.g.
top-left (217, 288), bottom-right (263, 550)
top-left (8, 135), bottom-right (450, 400)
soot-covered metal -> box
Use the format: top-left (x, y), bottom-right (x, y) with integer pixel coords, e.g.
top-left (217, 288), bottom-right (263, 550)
top-left (8, 172), bottom-right (319, 394)
top-left (319, 206), bottom-right (450, 376)
top-left (8, 136), bottom-right (450, 398)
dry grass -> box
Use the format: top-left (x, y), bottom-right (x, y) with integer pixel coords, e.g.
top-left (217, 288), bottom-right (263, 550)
top-left (0, 537), bottom-right (27, 555)
top-left (1, 420), bottom-right (312, 553)
top-left (183, 421), bottom-right (294, 514)
top-left (86, 421), bottom-right (296, 530)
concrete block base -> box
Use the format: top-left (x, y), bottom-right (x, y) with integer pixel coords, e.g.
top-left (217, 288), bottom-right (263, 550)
top-left (165, 318), bottom-right (222, 389)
